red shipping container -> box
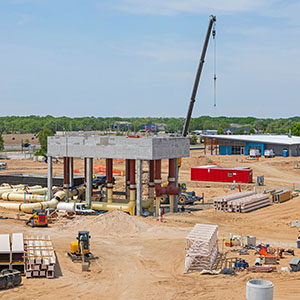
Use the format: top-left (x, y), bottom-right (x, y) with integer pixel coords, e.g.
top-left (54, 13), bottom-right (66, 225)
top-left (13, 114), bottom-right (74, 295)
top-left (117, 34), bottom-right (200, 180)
top-left (191, 165), bottom-right (253, 183)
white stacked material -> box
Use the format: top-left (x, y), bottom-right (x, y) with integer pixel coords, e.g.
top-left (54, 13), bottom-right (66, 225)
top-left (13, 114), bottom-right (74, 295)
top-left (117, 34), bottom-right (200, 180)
top-left (24, 235), bottom-right (56, 278)
top-left (213, 191), bottom-right (255, 211)
top-left (184, 224), bottom-right (218, 273)
top-left (11, 233), bottom-right (25, 273)
top-left (0, 234), bottom-right (10, 268)
top-left (213, 192), bottom-right (271, 213)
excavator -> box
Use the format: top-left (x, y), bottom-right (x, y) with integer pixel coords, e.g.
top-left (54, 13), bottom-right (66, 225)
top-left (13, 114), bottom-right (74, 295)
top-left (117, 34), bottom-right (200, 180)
top-left (68, 231), bottom-right (98, 271)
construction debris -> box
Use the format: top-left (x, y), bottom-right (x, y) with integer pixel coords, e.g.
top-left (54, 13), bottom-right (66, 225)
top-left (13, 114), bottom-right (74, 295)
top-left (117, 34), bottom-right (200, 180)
top-left (247, 266), bottom-right (277, 273)
top-left (0, 269), bottom-right (22, 289)
top-left (213, 192), bottom-right (271, 213)
top-left (184, 224), bottom-right (218, 273)
top-left (24, 235), bottom-right (56, 278)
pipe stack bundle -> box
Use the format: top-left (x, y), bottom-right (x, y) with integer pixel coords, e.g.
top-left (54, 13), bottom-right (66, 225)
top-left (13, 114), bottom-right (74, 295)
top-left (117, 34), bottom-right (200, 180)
top-left (213, 192), bottom-right (271, 213)
top-left (24, 235), bottom-right (56, 279)
top-left (184, 224), bottom-right (218, 273)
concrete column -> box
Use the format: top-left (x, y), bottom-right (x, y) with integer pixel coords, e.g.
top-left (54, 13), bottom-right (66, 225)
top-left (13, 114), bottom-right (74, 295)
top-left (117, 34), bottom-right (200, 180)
top-left (136, 159), bottom-right (142, 216)
top-left (69, 157), bottom-right (74, 187)
top-left (47, 156), bottom-right (53, 199)
top-left (86, 158), bottom-right (93, 207)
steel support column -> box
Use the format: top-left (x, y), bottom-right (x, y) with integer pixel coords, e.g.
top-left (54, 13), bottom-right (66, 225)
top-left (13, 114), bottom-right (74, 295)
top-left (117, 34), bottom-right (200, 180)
top-left (69, 157), bottom-right (74, 187)
top-left (174, 158), bottom-right (179, 212)
top-left (86, 158), bottom-right (93, 207)
top-left (106, 158), bottom-right (113, 203)
top-left (136, 159), bottom-right (142, 216)
top-left (47, 156), bottom-right (53, 199)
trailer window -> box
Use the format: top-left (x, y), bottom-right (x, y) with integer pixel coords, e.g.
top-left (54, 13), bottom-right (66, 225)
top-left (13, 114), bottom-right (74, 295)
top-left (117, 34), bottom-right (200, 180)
top-left (228, 172), bottom-right (232, 177)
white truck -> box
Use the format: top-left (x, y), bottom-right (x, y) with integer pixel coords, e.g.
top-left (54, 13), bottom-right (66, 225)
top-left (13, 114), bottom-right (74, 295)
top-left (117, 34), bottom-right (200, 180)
top-left (249, 149), bottom-right (261, 157)
top-left (57, 202), bottom-right (96, 215)
top-left (264, 149), bottom-right (275, 158)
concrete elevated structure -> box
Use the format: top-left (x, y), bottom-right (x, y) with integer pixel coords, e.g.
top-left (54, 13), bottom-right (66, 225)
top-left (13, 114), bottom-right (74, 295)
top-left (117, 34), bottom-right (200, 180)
top-left (48, 136), bottom-right (189, 160)
top-left (47, 136), bottom-right (190, 216)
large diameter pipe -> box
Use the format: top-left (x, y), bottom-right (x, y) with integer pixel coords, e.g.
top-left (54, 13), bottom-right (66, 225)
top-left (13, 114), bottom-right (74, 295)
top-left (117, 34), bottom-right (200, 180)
top-left (91, 200), bottom-right (135, 216)
top-left (154, 159), bottom-right (179, 197)
top-left (2, 193), bottom-right (46, 202)
top-left (0, 191), bottom-right (66, 213)
top-left (1, 189), bottom-right (82, 203)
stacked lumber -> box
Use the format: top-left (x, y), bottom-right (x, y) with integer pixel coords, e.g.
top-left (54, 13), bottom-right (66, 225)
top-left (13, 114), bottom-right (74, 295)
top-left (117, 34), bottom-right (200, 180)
top-left (184, 224), bottom-right (218, 273)
top-left (213, 192), bottom-right (271, 213)
top-left (24, 235), bottom-right (55, 279)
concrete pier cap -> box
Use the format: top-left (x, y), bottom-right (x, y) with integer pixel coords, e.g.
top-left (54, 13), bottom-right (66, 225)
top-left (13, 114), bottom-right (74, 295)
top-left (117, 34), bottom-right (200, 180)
top-left (47, 136), bottom-right (190, 160)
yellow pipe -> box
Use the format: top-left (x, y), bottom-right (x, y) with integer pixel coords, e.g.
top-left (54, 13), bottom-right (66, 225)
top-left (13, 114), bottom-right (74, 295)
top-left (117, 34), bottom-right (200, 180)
top-left (107, 188), bottom-right (113, 204)
top-left (11, 188), bottom-right (48, 195)
top-left (91, 188), bottom-right (136, 216)
top-left (2, 193), bottom-right (46, 202)
top-left (169, 195), bottom-right (174, 213)
top-left (0, 190), bottom-right (66, 213)
top-left (156, 197), bottom-right (160, 218)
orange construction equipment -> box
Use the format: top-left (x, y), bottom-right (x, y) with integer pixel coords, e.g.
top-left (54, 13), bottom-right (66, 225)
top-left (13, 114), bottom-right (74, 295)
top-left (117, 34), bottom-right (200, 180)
top-left (258, 246), bottom-right (277, 258)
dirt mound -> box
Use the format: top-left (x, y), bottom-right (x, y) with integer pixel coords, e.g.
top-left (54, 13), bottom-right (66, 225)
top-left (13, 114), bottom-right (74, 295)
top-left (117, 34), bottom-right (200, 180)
top-left (181, 155), bottom-right (215, 170)
top-left (61, 210), bottom-right (151, 236)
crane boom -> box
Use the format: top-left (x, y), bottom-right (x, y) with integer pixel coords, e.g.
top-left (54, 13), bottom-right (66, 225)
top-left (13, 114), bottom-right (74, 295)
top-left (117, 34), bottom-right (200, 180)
top-left (182, 15), bottom-right (216, 137)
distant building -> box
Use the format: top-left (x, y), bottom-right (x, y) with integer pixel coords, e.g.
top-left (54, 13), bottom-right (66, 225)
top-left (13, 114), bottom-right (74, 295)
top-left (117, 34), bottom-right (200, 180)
top-left (141, 123), bottom-right (166, 132)
top-left (223, 127), bottom-right (257, 135)
top-left (202, 134), bottom-right (300, 157)
top-left (112, 121), bottom-right (131, 130)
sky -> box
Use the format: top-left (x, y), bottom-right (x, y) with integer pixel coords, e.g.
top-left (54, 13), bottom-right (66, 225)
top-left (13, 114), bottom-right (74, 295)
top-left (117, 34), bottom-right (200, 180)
top-left (0, 0), bottom-right (299, 118)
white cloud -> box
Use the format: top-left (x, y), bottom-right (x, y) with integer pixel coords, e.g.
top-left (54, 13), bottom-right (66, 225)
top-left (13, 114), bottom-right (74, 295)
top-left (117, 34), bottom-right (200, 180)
top-left (116, 0), bottom-right (276, 15)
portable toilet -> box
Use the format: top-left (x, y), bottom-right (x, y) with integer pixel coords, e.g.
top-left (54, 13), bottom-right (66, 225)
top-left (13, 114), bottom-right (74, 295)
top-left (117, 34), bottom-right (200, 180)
top-left (289, 258), bottom-right (300, 272)
top-left (283, 149), bottom-right (288, 157)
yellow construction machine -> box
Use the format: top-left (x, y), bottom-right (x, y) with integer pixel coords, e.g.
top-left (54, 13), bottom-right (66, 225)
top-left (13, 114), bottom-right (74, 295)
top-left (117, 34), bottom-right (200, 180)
top-left (26, 209), bottom-right (48, 227)
top-left (68, 231), bottom-right (98, 271)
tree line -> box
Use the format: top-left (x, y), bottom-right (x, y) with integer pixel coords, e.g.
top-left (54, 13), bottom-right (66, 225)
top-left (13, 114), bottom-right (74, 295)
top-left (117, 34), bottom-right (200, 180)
top-left (0, 115), bottom-right (300, 135)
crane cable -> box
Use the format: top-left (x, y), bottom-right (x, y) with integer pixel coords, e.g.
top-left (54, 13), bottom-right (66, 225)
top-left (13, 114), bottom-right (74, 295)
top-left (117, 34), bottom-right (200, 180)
top-left (212, 22), bottom-right (217, 108)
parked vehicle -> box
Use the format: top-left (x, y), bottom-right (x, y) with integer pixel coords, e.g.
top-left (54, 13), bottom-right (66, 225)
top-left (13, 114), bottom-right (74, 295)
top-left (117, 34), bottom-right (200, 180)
top-left (249, 149), bottom-right (261, 157)
top-left (92, 175), bottom-right (115, 189)
top-left (264, 149), bottom-right (275, 158)
top-left (57, 202), bottom-right (95, 215)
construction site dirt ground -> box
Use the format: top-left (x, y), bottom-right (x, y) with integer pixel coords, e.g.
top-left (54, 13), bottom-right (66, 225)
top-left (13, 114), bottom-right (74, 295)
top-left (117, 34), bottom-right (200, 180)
top-left (0, 151), bottom-right (300, 299)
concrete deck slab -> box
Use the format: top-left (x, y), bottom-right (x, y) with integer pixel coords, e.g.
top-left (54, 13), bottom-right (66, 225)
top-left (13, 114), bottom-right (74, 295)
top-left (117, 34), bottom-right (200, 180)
top-left (48, 136), bottom-right (189, 160)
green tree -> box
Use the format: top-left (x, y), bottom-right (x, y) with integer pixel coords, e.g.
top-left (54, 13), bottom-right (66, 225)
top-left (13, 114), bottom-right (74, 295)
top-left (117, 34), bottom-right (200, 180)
top-left (287, 123), bottom-right (300, 136)
top-left (234, 128), bottom-right (245, 135)
top-left (38, 128), bottom-right (54, 156)
top-left (217, 127), bottom-right (223, 134)
top-left (0, 134), bottom-right (4, 151)
top-left (190, 135), bottom-right (198, 145)
top-left (248, 128), bottom-right (255, 134)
